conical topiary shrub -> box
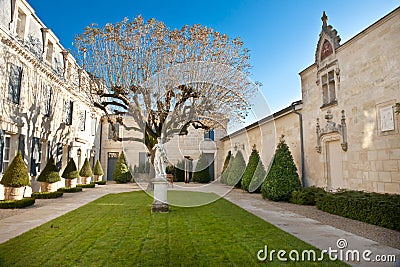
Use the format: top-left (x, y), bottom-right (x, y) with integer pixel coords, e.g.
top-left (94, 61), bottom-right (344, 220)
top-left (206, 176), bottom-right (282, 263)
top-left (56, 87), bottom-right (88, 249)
top-left (79, 158), bottom-right (93, 184)
top-left (220, 151), bottom-right (232, 184)
top-left (261, 135), bottom-right (301, 201)
top-left (0, 151), bottom-right (30, 200)
top-left (37, 157), bottom-right (61, 192)
top-left (241, 145), bottom-right (266, 193)
top-left (192, 153), bottom-right (211, 184)
top-left (113, 152), bottom-right (132, 183)
top-left (226, 150), bottom-right (246, 188)
top-left (93, 159), bottom-right (104, 182)
top-left (62, 158), bottom-right (79, 188)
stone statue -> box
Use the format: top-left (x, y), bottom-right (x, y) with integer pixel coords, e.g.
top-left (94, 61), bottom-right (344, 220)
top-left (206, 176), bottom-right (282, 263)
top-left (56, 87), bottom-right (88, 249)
top-left (153, 137), bottom-right (168, 178)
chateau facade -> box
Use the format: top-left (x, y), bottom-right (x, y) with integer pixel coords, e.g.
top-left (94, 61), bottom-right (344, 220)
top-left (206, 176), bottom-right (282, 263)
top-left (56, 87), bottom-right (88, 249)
top-left (0, 0), bottom-right (103, 198)
top-left (219, 8), bottom-right (400, 194)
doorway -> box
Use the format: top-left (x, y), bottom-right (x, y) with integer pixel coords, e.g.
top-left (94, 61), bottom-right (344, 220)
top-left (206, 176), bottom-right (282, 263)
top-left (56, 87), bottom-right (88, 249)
top-left (326, 140), bottom-right (344, 190)
top-left (107, 152), bottom-right (119, 181)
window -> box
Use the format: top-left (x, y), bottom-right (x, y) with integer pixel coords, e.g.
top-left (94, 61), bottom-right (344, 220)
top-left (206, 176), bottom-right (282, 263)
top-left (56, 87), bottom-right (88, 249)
top-left (79, 110), bottom-right (86, 131)
top-left (3, 136), bottom-right (11, 173)
top-left (204, 130), bottom-right (214, 141)
top-left (321, 70), bottom-right (336, 106)
top-left (91, 118), bottom-right (97, 136)
top-left (56, 143), bottom-right (63, 171)
top-left (46, 40), bottom-right (54, 62)
top-left (108, 123), bottom-right (119, 140)
top-left (8, 64), bottom-right (23, 104)
top-left (30, 137), bottom-right (41, 175)
top-left (16, 9), bottom-right (26, 39)
top-left (64, 100), bottom-right (73, 125)
top-left (42, 85), bottom-right (52, 116)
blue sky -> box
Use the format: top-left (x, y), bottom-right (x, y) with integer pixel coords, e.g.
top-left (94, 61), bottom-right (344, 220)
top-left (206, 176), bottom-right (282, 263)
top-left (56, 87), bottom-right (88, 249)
top-left (29, 0), bottom-right (398, 115)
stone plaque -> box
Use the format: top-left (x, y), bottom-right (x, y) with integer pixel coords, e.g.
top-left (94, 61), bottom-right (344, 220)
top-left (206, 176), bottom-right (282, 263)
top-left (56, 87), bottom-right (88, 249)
top-left (380, 106), bottom-right (394, 132)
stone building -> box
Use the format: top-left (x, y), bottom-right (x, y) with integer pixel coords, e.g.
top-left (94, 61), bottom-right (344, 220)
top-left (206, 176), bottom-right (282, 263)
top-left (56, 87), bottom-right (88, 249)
top-left (0, 0), bottom-right (103, 198)
top-left (300, 8), bottom-right (400, 193)
top-left (219, 7), bottom-right (400, 194)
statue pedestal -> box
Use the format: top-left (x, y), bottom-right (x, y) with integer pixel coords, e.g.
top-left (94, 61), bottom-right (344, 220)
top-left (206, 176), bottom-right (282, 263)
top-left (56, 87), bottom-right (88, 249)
top-left (151, 175), bottom-right (169, 213)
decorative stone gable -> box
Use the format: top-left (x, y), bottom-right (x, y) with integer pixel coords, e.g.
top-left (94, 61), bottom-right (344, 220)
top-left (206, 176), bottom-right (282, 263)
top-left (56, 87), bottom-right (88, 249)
top-left (315, 11), bottom-right (341, 65)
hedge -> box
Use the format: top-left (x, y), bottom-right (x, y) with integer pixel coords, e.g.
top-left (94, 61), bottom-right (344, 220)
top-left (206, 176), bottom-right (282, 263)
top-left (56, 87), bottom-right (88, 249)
top-left (95, 181), bottom-right (107, 185)
top-left (290, 186), bottom-right (326, 205)
top-left (57, 187), bottom-right (83, 193)
top-left (31, 191), bottom-right (63, 199)
top-left (77, 183), bottom-right (96, 188)
top-left (316, 190), bottom-right (400, 231)
top-left (0, 198), bottom-right (35, 209)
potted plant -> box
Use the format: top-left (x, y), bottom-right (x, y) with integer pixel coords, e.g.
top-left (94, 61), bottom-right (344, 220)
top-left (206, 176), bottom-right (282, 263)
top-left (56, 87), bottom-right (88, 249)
top-left (93, 159), bottom-right (104, 182)
top-left (36, 157), bottom-right (61, 192)
top-left (79, 158), bottom-right (93, 184)
top-left (0, 151), bottom-right (30, 200)
top-left (62, 159), bottom-right (79, 188)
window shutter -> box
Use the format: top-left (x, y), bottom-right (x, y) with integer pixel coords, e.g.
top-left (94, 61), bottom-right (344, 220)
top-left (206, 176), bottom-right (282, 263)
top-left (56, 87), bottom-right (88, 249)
top-left (0, 130), bottom-right (4, 173)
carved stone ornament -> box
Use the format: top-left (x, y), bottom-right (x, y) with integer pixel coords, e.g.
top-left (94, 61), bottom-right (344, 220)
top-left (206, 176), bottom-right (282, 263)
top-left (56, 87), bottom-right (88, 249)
top-left (316, 109), bottom-right (348, 153)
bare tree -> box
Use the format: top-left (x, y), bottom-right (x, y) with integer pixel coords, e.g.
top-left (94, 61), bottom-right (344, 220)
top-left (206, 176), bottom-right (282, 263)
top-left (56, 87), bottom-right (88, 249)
top-left (74, 15), bottom-right (256, 163)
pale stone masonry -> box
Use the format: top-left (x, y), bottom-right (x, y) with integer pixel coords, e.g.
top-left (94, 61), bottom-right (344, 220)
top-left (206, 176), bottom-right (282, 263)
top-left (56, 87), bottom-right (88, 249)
top-left (0, 0), bottom-right (103, 198)
top-left (219, 8), bottom-right (400, 194)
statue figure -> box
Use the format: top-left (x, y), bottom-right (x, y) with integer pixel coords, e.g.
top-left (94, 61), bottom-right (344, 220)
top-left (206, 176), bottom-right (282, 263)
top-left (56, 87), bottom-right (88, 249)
top-left (153, 137), bottom-right (168, 177)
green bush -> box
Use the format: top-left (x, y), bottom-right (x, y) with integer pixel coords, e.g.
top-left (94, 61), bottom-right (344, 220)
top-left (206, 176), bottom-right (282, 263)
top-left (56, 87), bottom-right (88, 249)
top-left (220, 151), bottom-right (233, 184)
top-left (0, 198), bottom-right (35, 209)
top-left (241, 146), bottom-right (266, 193)
top-left (113, 152), bottom-right (132, 183)
top-left (226, 150), bottom-right (246, 188)
top-left (261, 135), bottom-right (301, 201)
top-left (93, 160), bottom-right (104, 176)
top-left (62, 159), bottom-right (79, 179)
top-left (192, 153), bottom-right (211, 183)
top-left (316, 190), bottom-right (400, 231)
top-left (290, 186), bottom-right (326, 205)
top-left (37, 157), bottom-right (61, 183)
top-left (0, 151), bottom-right (30, 187)
top-left (77, 183), bottom-right (96, 188)
top-left (95, 181), bottom-right (107, 185)
top-left (57, 187), bottom-right (82, 193)
top-left (31, 191), bottom-right (63, 199)
top-left (174, 160), bottom-right (185, 182)
top-left (79, 158), bottom-right (93, 177)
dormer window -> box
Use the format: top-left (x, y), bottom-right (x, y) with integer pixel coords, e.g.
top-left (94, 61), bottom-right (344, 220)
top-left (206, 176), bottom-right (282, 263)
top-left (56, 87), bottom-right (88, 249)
top-left (16, 9), bottom-right (26, 39)
top-left (46, 40), bottom-right (54, 62)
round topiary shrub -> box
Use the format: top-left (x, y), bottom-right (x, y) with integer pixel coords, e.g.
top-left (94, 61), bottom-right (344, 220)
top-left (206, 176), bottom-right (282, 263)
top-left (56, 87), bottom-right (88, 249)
top-left (62, 159), bottom-right (79, 179)
top-left (62, 159), bottom-right (79, 188)
top-left (79, 158), bottom-right (93, 177)
top-left (226, 150), bottom-right (246, 188)
top-left (113, 152), bottom-right (132, 183)
top-left (93, 159), bottom-right (104, 176)
top-left (261, 135), bottom-right (301, 201)
top-left (241, 145), bottom-right (266, 193)
top-left (0, 151), bottom-right (30, 188)
top-left (37, 157), bottom-right (61, 183)
top-left (192, 153), bottom-right (211, 183)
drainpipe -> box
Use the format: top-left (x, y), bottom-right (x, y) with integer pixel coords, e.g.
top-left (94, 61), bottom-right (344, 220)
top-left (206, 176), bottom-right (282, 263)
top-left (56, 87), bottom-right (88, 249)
top-left (291, 100), bottom-right (305, 187)
top-left (98, 118), bottom-right (103, 163)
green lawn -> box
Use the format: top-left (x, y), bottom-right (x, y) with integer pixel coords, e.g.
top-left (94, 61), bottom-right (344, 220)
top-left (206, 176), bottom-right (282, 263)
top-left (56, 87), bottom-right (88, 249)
top-left (0, 191), bottom-right (347, 266)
